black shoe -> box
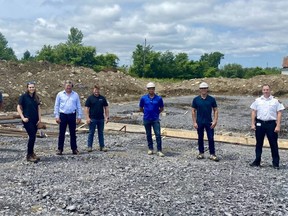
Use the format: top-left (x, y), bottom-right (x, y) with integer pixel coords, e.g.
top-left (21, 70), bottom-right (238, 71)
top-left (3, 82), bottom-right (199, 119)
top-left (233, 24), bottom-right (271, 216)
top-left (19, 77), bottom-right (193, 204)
top-left (249, 161), bottom-right (260, 167)
top-left (273, 166), bottom-right (280, 170)
top-left (270, 165), bottom-right (280, 170)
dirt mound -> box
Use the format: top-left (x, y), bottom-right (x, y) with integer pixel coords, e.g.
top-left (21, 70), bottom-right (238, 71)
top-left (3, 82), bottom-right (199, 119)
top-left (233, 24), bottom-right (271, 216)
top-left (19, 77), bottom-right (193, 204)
top-left (159, 75), bottom-right (288, 98)
top-left (0, 61), bottom-right (147, 112)
top-left (1, 60), bottom-right (288, 112)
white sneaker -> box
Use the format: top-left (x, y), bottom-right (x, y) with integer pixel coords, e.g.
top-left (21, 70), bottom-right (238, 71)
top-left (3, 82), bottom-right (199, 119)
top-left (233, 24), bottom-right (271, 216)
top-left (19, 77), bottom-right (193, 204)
top-left (148, 150), bottom-right (153, 155)
top-left (157, 151), bottom-right (165, 157)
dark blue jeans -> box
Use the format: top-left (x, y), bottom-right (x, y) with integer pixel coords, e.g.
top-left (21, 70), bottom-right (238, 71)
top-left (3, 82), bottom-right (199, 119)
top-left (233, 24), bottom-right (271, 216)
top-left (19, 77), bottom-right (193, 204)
top-left (197, 122), bottom-right (215, 155)
top-left (58, 113), bottom-right (77, 151)
top-left (23, 120), bottom-right (38, 155)
top-left (254, 120), bottom-right (279, 166)
top-left (143, 120), bottom-right (162, 151)
top-left (87, 119), bottom-right (105, 148)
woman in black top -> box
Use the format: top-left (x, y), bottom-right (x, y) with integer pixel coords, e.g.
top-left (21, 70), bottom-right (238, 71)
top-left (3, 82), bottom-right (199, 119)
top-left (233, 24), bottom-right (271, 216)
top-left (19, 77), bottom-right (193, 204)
top-left (17, 82), bottom-right (42, 162)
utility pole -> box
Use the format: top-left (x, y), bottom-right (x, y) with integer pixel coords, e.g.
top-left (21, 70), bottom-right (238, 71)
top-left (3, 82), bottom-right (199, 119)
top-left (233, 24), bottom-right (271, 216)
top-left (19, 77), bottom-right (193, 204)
top-left (143, 38), bottom-right (146, 69)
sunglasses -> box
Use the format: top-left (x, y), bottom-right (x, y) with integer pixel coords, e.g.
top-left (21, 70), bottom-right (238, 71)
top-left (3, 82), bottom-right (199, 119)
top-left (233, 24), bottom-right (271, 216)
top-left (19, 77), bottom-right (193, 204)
top-left (199, 87), bottom-right (208, 89)
top-left (27, 81), bottom-right (36, 85)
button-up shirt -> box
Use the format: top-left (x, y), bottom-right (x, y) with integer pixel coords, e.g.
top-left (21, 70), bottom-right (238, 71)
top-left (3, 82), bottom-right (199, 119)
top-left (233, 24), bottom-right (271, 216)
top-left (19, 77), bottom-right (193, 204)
top-left (250, 95), bottom-right (284, 121)
top-left (54, 90), bottom-right (82, 118)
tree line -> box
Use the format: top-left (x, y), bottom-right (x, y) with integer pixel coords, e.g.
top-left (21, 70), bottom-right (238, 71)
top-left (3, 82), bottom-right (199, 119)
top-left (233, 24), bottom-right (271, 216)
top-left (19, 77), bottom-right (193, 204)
top-left (0, 28), bottom-right (281, 79)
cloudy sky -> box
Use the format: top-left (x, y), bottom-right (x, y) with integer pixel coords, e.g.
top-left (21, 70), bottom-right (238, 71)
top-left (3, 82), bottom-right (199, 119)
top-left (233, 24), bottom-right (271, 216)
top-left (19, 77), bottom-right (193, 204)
top-left (1, 0), bottom-right (288, 68)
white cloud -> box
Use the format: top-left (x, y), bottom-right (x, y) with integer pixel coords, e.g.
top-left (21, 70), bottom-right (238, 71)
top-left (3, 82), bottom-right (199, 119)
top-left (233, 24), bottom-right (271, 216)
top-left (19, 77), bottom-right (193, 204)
top-left (1, 0), bottom-right (288, 67)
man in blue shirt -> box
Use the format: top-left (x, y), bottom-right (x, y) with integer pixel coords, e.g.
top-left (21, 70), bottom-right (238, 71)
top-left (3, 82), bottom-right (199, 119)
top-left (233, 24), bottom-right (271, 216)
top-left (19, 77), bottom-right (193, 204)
top-left (139, 82), bottom-right (164, 157)
top-left (192, 82), bottom-right (219, 161)
top-left (54, 80), bottom-right (82, 155)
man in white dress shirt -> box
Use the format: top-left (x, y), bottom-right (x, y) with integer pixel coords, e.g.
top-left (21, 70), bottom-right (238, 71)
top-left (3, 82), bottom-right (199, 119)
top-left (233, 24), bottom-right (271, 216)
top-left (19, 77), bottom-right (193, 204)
top-left (249, 84), bottom-right (285, 169)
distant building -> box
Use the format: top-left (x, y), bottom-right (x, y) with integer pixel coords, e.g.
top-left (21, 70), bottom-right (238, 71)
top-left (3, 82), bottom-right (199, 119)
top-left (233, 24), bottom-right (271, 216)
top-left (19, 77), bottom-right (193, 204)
top-left (281, 56), bottom-right (288, 75)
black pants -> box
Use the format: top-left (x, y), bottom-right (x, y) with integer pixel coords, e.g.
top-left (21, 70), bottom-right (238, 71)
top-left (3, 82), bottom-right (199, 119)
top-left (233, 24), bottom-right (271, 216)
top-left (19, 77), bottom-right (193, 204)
top-left (254, 120), bottom-right (279, 166)
top-left (23, 121), bottom-right (38, 155)
top-left (58, 113), bottom-right (77, 151)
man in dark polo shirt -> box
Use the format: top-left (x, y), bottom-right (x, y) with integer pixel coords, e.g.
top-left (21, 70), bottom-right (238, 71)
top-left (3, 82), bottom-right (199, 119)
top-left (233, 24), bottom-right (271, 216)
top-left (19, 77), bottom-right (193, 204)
top-left (192, 82), bottom-right (219, 161)
top-left (85, 85), bottom-right (109, 152)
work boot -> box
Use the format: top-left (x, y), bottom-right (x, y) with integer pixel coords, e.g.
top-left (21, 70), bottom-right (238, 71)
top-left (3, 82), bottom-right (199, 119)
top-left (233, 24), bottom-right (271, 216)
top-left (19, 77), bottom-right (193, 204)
top-left (209, 154), bottom-right (220, 162)
top-left (147, 150), bottom-right (153, 155)
top-left (32, 152), bottom-right (40, 161)
top-left (157, 151), bottom-right (165, 157)
top-left (72, 149), bottom-right (80, 155)
top-left (26, 155), bottom-right (38, 162)
top-left (100, 147), bottom-right (108, 152)
top-left (197, 153), bottom-right (205, 159)
top-left (87, 147), bottom-right (92, 152)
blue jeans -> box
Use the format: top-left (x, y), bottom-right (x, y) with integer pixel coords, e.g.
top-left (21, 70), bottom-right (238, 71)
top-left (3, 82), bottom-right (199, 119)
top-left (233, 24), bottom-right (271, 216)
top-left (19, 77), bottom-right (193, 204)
top-left (143, 120), bottom-right (162, 151)
top-left (197, 122), bottom-right (215, 155)
top-left (87, 119), bottom-right (105, 148)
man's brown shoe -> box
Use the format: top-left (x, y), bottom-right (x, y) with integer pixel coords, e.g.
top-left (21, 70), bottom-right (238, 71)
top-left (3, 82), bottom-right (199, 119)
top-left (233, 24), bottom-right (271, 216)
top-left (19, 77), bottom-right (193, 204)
top-left (27, 155), bottom-right (38, 162)
top-left (32, 153), bottom-right (40, 161)
top-left (72, 149), bottom-right (80, 155)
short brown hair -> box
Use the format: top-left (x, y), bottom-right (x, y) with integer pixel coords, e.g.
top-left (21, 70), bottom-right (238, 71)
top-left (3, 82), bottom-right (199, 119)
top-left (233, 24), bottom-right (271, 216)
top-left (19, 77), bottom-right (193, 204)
top-left (94, 85), bottom-right (100, 90)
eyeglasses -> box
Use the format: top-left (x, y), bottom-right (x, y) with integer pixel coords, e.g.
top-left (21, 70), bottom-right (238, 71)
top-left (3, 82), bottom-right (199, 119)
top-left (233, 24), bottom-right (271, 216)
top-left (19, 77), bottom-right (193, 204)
top-left (27, 81), bottom-right (36, 85)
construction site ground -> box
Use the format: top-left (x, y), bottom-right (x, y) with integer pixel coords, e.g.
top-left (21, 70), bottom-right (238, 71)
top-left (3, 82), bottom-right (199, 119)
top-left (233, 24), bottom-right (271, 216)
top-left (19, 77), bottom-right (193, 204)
top-left (1, 61), bottom-right (288, 215)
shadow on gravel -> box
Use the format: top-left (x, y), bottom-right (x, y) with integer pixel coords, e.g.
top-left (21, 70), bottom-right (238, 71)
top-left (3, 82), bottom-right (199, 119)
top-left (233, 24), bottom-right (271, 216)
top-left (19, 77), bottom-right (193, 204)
top-left (40, 155), bottom-right (71, 162)
top-left (0, 157), bottom-right (21, 163)
top-left (0, 148), bottom-right (22, 153)
top-left (163, 151), bottom-right (181, 157)
top-left (219, 153), bottom-right (240, 161)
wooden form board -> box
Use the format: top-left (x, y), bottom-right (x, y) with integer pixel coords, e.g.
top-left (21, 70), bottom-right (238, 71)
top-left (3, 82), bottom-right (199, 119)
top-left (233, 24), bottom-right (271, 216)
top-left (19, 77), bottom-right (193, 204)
top-left (39, 117), bottom-right (288, 149)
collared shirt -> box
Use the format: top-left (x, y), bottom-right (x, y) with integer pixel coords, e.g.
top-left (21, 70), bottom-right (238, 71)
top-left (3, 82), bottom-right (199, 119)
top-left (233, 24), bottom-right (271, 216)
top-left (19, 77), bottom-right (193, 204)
top-left (18, 92), bottom-right (40, 122)
top-left (139, 94), bottom-right (164, 121)
top-left (250, 95), bottom-right (284, 121)
top-left (85, 94), bottom-right (108, 119)
top-left (192, 95), bottom-right (217, 124)
top-left (54, 90), bottom-right (82, 118)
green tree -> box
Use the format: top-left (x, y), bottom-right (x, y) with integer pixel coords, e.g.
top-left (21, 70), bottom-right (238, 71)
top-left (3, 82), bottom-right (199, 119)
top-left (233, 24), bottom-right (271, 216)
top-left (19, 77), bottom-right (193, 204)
top-left (220, 63), bottom-right (244, 78)
top-left (0, 32), bottom-right (17, 61)
top-left (21, 50), bottom-right (35, 61)
top-left (130, 44), bottom-right (154, 77)
top-left (200, 52), bottom-right (224, 69)
top-left (36, 45), bottom-right (57, 62)
top-left (67, 27), bottom-right (83, 46)
top-left (94, 53), bottom-right (119, 71)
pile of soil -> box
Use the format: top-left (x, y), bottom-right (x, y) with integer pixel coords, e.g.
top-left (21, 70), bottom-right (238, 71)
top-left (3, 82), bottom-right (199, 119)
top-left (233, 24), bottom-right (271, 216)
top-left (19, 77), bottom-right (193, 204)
top-left (1, 60), bottom-right (288, 112)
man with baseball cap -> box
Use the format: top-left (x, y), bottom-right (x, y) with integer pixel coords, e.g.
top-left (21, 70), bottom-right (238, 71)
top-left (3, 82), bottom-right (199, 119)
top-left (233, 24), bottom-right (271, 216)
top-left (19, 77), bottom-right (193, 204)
top-left (192, 82), bottom-right (219, 161)
top-left (139, 82), bottom-right (165, 157)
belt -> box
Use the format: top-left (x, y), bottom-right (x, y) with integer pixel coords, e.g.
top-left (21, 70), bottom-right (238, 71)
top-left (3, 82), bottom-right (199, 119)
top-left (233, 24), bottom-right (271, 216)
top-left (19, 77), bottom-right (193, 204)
top-left (257, 119), bottom-right (276, 124)
top-left (60, 112), bottom-right (75, 115)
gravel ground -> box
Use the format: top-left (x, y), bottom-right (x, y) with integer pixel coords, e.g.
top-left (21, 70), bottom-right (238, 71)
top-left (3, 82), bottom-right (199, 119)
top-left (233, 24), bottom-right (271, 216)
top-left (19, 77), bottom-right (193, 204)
top-left (1, 95), bottom-right (288, 215)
